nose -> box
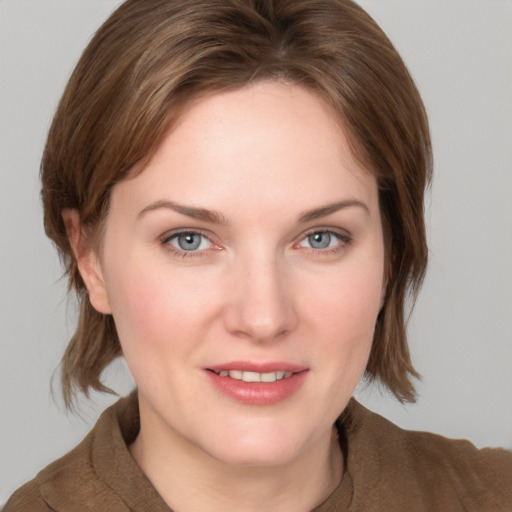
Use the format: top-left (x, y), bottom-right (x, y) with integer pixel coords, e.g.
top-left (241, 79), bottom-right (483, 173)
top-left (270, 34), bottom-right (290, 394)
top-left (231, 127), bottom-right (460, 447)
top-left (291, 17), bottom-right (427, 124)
top-left (223, 251), bottom-right (298, 343)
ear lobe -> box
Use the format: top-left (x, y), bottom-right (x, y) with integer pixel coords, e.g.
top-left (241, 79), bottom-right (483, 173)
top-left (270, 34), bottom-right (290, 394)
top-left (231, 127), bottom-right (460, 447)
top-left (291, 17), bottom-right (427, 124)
top-left (62, 208), bottom-right (112, 314)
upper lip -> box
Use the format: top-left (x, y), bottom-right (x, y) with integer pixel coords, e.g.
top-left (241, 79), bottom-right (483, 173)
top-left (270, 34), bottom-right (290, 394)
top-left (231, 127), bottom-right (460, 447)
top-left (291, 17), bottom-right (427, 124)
top-left (206, 361), bottom-right (307, 373)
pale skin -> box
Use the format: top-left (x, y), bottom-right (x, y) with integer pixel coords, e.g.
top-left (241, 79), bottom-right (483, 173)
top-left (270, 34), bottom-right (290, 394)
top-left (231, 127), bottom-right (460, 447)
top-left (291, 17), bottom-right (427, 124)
top-left (64, 82), bottom-right (386, 512)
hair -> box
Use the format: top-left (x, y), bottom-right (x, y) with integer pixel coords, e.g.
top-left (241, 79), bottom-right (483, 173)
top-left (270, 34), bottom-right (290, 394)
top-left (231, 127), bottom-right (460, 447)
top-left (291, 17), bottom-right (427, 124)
top-left (41, 0), bottom-right (432, 408)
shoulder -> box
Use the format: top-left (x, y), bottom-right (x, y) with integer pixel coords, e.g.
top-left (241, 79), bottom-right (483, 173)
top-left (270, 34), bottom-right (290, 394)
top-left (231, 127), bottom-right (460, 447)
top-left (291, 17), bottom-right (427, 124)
top-left (4, 396), bottom-right (137, 512)
top-left (402, 421), bottom-right (512, 503)
top-left (3, 424), bottom-right (121, 512)
top-left (3, 478), bottom-right (54, 511)
top-left (3, 432), bottom-right (95, 511)
top-left (345, 400), bottom-right (512, 511)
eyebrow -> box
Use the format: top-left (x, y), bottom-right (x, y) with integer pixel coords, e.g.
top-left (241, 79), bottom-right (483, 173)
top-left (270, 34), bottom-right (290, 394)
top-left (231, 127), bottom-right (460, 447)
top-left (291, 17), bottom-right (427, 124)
top-left (138, 198), bottom-right (369, 225)
top-left (297, 199), bottom-right (370, 223)
top-left (138, 200), bottom-right (229, 225)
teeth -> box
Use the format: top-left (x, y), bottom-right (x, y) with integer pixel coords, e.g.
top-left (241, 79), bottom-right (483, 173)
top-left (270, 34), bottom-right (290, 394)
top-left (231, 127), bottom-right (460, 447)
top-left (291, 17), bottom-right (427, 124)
top-left (260, 372), bottom-right (277, 383)
top-left (216, 370), bottom-right (294, 382)
top-left (243, 371), bottom-right (261, 382)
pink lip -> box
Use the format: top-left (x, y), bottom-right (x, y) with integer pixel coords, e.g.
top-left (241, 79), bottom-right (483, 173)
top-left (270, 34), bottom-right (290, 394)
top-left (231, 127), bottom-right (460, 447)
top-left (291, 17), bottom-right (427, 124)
top-left (207, 361), bottom-right (307, 373)
top-left (204, 361), bottom-right (309, 406)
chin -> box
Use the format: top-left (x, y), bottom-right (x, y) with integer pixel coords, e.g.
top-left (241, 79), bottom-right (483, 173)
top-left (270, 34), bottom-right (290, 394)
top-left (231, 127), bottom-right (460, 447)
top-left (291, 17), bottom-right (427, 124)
top-left (202, 423), bottom-right (315, 468)
top-left (212, 443), bottom-right (302, 468)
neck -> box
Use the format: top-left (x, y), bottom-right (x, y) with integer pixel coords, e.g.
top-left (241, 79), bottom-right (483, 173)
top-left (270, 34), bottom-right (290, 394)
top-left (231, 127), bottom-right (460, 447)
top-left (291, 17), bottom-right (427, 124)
top-left (130, 405), bottom-right (343, 512)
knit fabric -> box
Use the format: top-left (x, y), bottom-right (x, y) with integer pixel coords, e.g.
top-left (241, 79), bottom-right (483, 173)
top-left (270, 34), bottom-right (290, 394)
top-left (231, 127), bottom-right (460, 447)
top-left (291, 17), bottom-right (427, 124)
top-left (5, 392), bottom-right (512, 511)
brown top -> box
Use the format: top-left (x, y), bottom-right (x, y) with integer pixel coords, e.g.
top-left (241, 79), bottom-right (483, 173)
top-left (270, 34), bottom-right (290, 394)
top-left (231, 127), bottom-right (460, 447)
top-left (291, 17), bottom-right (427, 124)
top-left (5, 393), bottom-right (512, 511)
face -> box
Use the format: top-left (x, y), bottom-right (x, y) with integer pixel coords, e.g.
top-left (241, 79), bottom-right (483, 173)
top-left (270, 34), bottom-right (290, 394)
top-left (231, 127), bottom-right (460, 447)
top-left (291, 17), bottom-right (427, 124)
top-left (82, 82), bottom-right (385, 467)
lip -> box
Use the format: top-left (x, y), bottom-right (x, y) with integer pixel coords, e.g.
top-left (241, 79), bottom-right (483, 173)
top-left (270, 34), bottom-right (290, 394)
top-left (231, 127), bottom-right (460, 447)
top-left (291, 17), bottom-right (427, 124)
top-left (207, 361), bottom-right (307, 373)
top-left (204, 361), bottom-right (309, 406)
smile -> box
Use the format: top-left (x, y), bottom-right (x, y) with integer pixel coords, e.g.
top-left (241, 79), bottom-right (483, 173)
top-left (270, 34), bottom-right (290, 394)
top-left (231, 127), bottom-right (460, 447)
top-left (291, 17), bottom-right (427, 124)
top-left (213, 370), bottom-right (294, 383)
top-left (206, 362), bottom-right (308, 405)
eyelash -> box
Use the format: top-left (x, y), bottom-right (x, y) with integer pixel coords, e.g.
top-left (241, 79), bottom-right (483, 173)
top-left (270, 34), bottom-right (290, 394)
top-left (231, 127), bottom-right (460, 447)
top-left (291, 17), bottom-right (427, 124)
top-left (160, 229), bottom-right (217, 259)
top-left (160, 228), bottom-right (352, 259)
top-left (297, 229), bottom-right (352, 255)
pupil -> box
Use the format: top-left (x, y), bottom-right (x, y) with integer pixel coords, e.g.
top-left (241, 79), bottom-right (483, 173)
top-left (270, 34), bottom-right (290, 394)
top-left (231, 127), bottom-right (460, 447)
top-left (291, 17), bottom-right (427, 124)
top-left (178, 233), bottom-right (201, 250)
top-left (310, 232), bottom-right (330, 249)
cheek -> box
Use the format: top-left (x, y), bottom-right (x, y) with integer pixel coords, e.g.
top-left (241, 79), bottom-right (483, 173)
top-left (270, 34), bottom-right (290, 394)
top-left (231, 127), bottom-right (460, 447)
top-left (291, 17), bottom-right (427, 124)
top-left (308, 260), bottom-right (383, 330)
top-left (102, 260), bottom-right (206, 390)
top-left (104, 256), bottom-right (218, 353)
top-left (109, 268), bottom-right (165, 340)
top-left (302, 255), bottom-right (384, 366)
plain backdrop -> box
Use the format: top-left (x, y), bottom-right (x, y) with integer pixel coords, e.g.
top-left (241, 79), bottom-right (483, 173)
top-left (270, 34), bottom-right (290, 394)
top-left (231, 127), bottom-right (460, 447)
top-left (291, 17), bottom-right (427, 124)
top-left (1, 0), bottom-right (511, 504)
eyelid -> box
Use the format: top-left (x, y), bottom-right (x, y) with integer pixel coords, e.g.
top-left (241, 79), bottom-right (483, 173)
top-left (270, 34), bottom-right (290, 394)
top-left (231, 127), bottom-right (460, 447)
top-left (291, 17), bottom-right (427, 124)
top-left (294, 227), bottom-right (352, 251)
top-left (300, 226), bottom-right (352, 241)
top-left (159, 226), bottom-right (351, 258)
top-left (160, 227), bottom-right (214, 244)
top-left (160, 228), bottom-right (222, 257)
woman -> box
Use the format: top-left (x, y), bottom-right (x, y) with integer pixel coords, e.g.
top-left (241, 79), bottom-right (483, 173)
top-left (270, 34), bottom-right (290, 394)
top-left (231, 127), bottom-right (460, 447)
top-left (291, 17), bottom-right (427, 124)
top-left (5, 0), bottom-right (512, 510)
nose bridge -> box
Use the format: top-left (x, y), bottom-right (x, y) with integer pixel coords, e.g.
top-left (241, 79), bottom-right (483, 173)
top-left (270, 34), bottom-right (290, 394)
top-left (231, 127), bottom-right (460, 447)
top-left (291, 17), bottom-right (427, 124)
top-left (225, 245), bottom-right (297, 342)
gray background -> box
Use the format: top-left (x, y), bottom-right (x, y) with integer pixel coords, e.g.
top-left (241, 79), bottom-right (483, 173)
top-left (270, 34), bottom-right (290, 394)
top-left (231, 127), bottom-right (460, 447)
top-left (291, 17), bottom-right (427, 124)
top-left (1, 0), bottom-right (511, 504)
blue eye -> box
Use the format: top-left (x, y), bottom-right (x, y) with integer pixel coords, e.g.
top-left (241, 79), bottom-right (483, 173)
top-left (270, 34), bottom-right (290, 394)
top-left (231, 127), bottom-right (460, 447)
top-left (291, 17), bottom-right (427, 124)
top-left (299, 231), bottom-right (346, 250)
top-left (168, 232), bottom-right (212, 252)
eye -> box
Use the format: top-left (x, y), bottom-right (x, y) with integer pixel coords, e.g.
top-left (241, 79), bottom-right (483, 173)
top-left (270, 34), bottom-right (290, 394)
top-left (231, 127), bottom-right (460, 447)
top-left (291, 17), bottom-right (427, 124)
top-left (166, 231), bottom-right (213, 252)
top-left (298, 230), bottom-right (349, 250)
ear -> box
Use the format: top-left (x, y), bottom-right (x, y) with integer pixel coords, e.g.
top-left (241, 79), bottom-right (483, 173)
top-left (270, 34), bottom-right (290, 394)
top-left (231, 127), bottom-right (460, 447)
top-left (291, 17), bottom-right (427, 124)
top-left (62, 208), bottom-right (112, 314)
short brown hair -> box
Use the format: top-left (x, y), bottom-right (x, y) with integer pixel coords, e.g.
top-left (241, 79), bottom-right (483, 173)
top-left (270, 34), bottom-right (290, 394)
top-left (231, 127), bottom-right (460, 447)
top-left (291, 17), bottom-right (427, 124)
top-left (42, 0), bottom-right (432, 407)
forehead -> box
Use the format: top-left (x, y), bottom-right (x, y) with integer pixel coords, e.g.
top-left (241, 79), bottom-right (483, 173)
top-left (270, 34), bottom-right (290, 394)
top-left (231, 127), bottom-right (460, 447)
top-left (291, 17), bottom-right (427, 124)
top-left (158, 82), bottom-right (359, 171)
top-left (112, 81), bottom-right (378, 220)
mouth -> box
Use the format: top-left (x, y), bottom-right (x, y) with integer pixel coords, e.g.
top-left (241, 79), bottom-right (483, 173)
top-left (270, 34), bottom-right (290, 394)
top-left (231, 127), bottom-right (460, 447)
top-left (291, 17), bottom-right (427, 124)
top-left (210, 369), bottom-right (294, 383)
top-left (205, 362), bottom-right (308, 405)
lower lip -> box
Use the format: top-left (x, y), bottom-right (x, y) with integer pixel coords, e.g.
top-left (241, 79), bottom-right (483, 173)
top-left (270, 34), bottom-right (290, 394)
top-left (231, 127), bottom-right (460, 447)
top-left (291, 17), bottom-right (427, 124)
top-left (205, 370), bottom-right (308, 405)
